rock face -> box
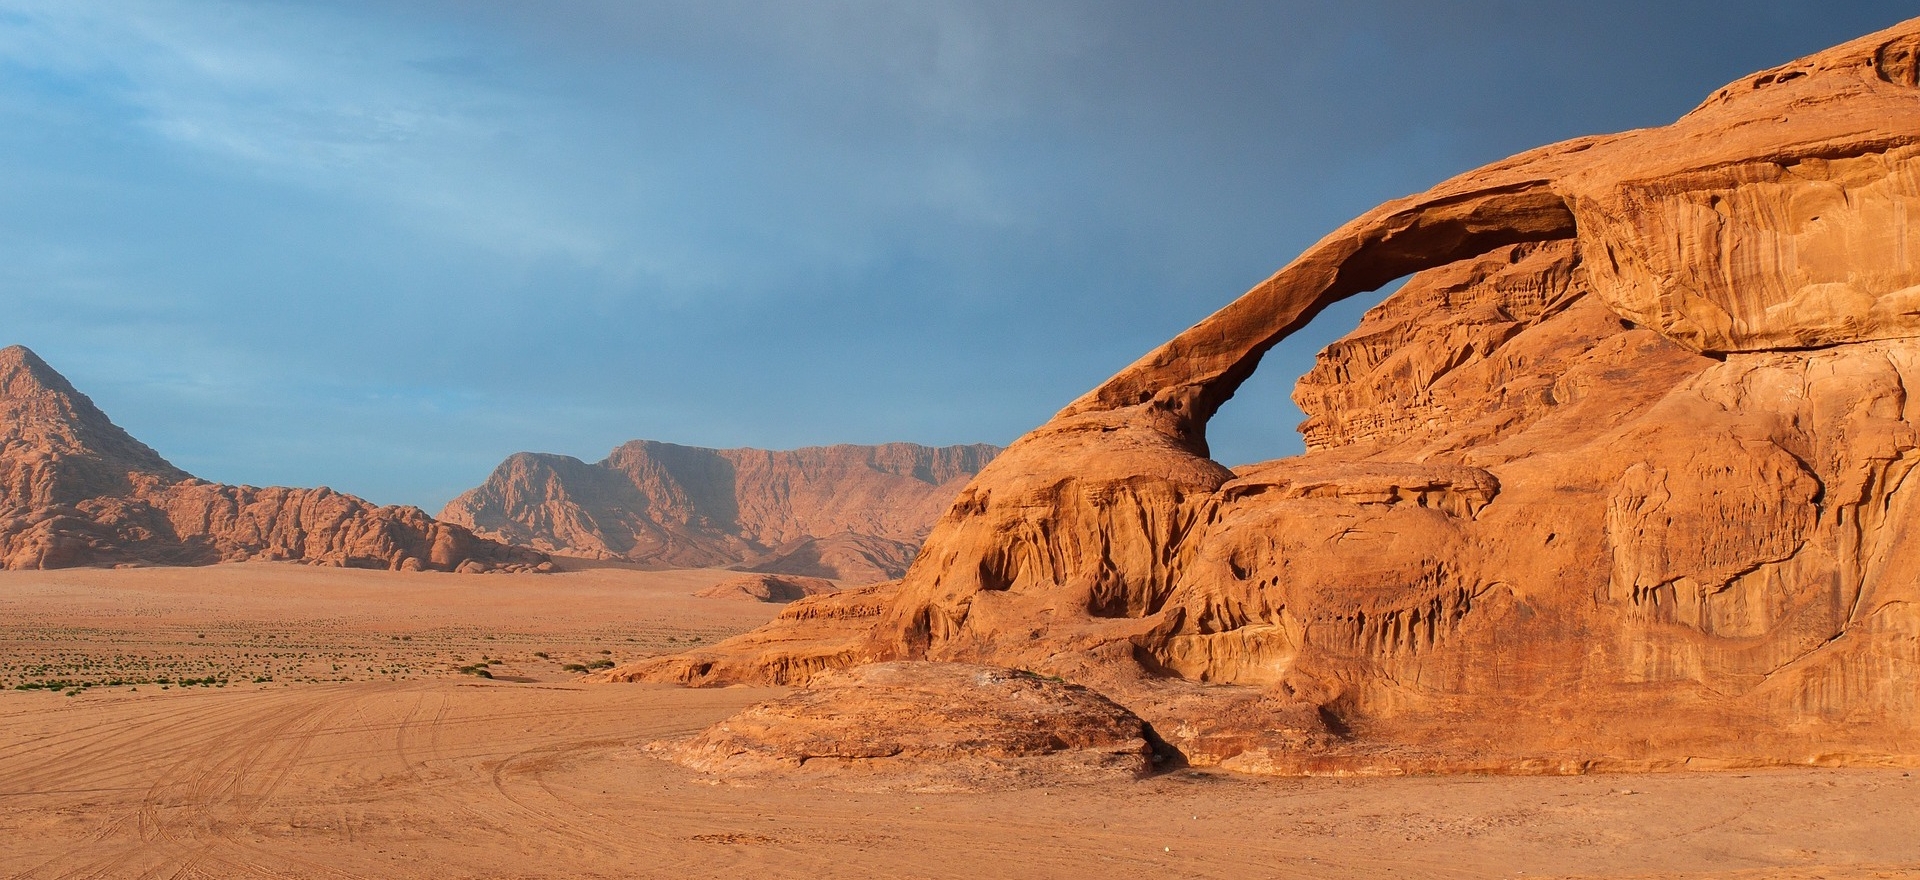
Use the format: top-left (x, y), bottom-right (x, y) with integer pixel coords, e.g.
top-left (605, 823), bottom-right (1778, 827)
top-left (654, 662), bottom-right (1156, 791)
top-left (0, 346), bottom-right (545, 572)
top-left (632, 20), bottom-right (1920, 775)
top-left (694, 573), bottom-right (841, 603)
top-left (441, 440), bottom-right (998, 581)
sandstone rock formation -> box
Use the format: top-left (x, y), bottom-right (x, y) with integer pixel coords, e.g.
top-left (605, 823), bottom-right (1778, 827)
top-left (0, 346), bottom-right (545, 572)
top-left (694, 573), bottom-right (841, 603)
top-left (653, 661), bottom-right (1157, 791)
top-left (441, 440), bottom-right (998, 580)
top-left (637, 19), bottom-right (1920, 776)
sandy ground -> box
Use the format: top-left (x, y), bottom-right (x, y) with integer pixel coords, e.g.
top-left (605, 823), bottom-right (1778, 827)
top-left (2, 565), bottom-right (1919, 879)
top-left (0, 562), bottom-right (771, 692)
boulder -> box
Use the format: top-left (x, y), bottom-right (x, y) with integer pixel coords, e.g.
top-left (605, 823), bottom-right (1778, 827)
top-left (656, 661), bottom-right (1156, 791)
top-left (694, 573), bottom-right (842, 603)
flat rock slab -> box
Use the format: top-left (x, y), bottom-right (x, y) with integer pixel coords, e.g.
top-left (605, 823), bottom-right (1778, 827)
top-left (694, 573), bottom-right (841, 603)
top-left (656, 661), bottom-right (1156, 791)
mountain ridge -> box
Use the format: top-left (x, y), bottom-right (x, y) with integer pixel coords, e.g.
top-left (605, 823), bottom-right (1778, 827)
top-left (441, 438), bottom-right (999, 581)
top-left (0, 345), bottom-right (543, 573)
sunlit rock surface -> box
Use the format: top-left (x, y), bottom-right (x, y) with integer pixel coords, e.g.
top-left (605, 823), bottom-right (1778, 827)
top-left (0, 346), bottom-right (543, 572)
top-left (443, 441), bottom-right (998, 581)
top-left (639, 19), bottom-right (1920, 775)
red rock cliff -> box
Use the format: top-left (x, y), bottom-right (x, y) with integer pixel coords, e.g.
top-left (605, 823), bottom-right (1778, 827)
top-left (440, 440), bottom-right (998, 581)
top-left (628, 19), bottom-right (1920, 775)
top-left (0, 346), bottom-right (545, 572)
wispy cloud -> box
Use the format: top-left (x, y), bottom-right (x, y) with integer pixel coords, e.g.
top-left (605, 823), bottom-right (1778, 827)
top-left (0, 1), bottom-right (1909, 508)
top-left (0, 1), bottom-right (630, 267)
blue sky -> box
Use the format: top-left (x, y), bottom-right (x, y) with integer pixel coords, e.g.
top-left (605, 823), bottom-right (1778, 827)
top-left (0, 2), bottom-right (1911, 510)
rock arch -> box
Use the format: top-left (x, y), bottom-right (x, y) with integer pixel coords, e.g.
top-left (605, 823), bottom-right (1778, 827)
top-left (632, 16), bottom-right (1920, 776)
top-left (1061, 180), bottom-right (1578, 453)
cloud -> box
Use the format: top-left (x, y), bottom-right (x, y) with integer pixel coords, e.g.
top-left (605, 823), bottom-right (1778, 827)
top-left (0, 1), bottom-right (1914, 507)
top-left (0, 1), bottom-right (629, 270)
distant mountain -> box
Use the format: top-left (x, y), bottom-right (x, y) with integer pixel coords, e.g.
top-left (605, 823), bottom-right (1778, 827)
top-left (440, 440), bottom-right (1000, 581)
top-left (0, 345), bottom-right (544, 572)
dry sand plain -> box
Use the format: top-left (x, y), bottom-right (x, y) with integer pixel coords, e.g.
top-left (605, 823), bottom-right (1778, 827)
top-left (1, 565), bottom-right (1918, 879)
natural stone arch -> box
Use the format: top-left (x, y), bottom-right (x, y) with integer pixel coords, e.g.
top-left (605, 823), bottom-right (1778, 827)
top-left (630, 17), bottom-right (1920, 711)
top-left (1060, 180), bottom-right (1579, 456)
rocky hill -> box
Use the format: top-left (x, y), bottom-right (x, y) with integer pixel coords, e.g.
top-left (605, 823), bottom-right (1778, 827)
top-left (625, 18), bottom-right (1920, 782)
top-left (0, 346), bottom-right (544, 572)
top-left (440, 440), bottom-right (999, 581)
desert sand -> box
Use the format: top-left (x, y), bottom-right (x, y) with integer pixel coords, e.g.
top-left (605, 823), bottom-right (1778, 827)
top-left (1, 563), bottom-right (1918, 879)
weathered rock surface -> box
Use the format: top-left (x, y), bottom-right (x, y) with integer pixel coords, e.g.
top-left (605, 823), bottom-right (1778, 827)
top-left (694, 573), bottom-right (841, 603)
top-left (441, 440), bottom-right (998, 580)
top-left (613, 581), bottom-right (900, 687)
top-left (0, 346), bottom-right (545, 572)
top-left (655, 661), bottom-right (1156, 791)
top-left (628, 19), bottom-right (1920, 775)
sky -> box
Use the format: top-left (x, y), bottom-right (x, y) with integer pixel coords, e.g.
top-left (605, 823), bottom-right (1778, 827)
top-left (0, 1), bottom-right (1912, 511)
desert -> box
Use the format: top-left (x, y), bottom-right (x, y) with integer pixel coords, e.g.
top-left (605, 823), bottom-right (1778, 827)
top-left (5, 6), bottom-right (1920, 880)
top-left (5, 564), bottom-right (1920, 879)
top-left (629, 14), bottom-right (1920, 782)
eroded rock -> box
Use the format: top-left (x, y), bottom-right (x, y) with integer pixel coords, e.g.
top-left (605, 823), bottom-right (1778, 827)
top-left (694, 573), bottom-right (841, 603)
top-left (655, 662), bottom-right (1156, 791)
top-left (609, 582), bottom-right (900, 687)
top-left (630, 18), bottom-right (1920, 775)
top-left (0, 346), bottom-right (543, 572)
top-left (441, 441), bottom-right (998, 580)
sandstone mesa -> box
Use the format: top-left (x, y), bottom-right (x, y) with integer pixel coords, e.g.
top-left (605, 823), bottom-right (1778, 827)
top-left (0, 346), bottom-right (544, 573)
top-left (441, 440), bottom-right (998, 581)
top-left (631, 19), bottom-right (1920, 781)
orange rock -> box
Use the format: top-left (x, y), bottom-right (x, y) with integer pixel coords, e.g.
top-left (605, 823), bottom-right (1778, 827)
top-left (637, 19), bottom-right (1920, 775)
top-left (694, 573), bottom-right (841, 603)
top-left (654, 661), bottom-right (1157, 791)
top-left (609, 582), bottom-right (901, 687)
top-left (0, 346), bottom-right (545, 573)
top-left (440, 440), bottom-right (998, 580)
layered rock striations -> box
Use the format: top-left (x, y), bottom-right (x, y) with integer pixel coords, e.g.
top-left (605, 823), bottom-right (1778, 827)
top-left (441, 440), bottom-right (999, 581)
top-left (655, 661), bottom-right (1156, 791)
top-left (635, 19), bottom-right (1920, 776)
top-left (0, 346), bottom-right (544, 572)
top-left (694, 573), bottom-right (841, 603)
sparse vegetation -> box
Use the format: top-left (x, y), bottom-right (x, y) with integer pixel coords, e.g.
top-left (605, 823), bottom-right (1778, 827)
top-left (0, 574), bottom-right (768, 693)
